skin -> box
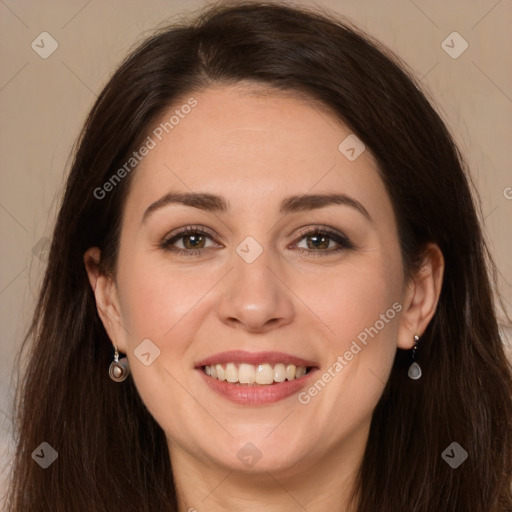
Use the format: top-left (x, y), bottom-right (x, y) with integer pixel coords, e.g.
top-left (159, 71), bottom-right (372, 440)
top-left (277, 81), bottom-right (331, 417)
top-left (85, 83), bottom-right (444, 512)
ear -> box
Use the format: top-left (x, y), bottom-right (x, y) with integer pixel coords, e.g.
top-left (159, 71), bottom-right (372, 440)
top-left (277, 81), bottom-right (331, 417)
top-left (397, 243), bottom-right (445, 349)
top-left (84, 247), bottom-right (128, 353)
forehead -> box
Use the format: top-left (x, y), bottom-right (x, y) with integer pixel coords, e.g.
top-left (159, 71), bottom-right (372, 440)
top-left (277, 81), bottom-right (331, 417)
top-left (124, 84), bottom-right (393, 224)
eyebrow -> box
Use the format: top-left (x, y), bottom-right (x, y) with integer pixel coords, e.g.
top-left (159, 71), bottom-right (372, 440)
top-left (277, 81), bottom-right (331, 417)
top-left (142, 191), bottom-right (371, 223)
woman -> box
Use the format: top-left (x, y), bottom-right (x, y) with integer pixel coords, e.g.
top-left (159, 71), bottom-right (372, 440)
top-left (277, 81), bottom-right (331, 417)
top-left (6, 1), bottom-right (512, 511)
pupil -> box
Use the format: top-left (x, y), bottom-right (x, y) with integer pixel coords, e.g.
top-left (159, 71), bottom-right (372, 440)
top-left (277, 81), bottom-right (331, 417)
top-left (185, 234), bottom-right (204, 249)
top-left (308, 235), bottom-right (328, 250)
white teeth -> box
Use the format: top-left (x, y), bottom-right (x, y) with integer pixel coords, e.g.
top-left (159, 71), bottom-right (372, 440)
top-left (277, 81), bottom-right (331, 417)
top-left (216, 364), bottom-right (225, 381)
top-left (238, 363), bottom-right (255, 384)
top-left (203, 363), bottom-right (310, 385)
top-left (274, 363), bottom-right (286, 383)
top-left (225, 362), bottom-right (238, 383)
top-left (255, 364), bottom-right (274, 385)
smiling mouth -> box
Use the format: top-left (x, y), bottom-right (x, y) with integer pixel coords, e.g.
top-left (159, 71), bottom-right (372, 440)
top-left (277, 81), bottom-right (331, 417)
top-left (203, 362), bottom-right (313, 386)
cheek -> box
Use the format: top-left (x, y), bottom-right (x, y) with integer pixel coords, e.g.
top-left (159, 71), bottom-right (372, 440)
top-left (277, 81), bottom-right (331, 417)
top-left (116, 250), bottom-right (211, 342)
top-left (114, 257), bottom-right (213, 431)
top-left (295, 250), bottom-right (403, 353)
top-left (293, 252), bottom-right (402, 422)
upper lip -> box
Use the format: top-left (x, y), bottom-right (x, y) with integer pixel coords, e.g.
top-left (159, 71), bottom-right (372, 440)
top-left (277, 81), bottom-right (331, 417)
top-left (195, 350), bottom-right (319, 368)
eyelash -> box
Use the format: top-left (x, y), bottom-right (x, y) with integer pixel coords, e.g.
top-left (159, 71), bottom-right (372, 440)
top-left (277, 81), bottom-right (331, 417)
top-left (160, 224), bottom-right (354, 258)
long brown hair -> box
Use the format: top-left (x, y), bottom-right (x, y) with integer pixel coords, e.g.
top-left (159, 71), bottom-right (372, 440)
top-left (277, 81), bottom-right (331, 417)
top-left (6, 2), bottom-right (512, 510)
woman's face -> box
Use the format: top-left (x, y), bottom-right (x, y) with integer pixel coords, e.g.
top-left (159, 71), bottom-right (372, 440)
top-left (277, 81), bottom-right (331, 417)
top-left (100, 84), bottom-right (413, 476)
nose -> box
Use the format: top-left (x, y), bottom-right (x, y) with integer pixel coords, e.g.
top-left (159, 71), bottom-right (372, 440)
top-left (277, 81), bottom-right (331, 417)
top-left (216, 246), bottom-right (295, 333)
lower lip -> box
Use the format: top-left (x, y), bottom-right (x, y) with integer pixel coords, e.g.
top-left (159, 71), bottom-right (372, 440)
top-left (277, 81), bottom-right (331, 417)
top-left (197, 368), bottom-right (318, 405)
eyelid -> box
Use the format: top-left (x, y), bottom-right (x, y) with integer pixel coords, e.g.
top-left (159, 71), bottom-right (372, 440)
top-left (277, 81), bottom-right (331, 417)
top-left (163, 224), bottom-right (220, 243)
top-left (159, 225), bottom-right (223, 256)
top-left (291, 224), bottom-right (353, 248)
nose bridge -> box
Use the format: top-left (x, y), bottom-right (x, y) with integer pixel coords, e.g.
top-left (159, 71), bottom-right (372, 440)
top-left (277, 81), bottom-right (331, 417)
top-left (216, 235), bottom-right (295, 331)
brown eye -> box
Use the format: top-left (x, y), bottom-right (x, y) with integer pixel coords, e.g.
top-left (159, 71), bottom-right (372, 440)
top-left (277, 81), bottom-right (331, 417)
top-left (305, 234), bottom-right (331, 250)
top-left (181, 233), bottom-right (206, 249)
top-left (294, 226), bottom-right (354, 256)
top-left (161, 226), bottom-right (220, 256)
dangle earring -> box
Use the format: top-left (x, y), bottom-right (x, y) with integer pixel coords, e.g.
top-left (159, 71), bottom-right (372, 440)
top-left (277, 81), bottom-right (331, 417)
top-left (109, 345), bottom-right (130, 382)
top-left (407, 335), bottom-right (422, 380)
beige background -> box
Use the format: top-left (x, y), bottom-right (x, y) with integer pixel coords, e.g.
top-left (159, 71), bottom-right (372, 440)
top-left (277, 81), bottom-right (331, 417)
top-left (1, 0), bottom-right (511, 500)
